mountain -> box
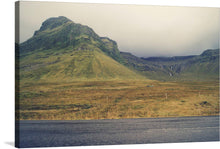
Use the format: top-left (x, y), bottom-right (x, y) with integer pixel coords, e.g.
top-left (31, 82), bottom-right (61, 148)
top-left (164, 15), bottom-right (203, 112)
top-left (17, 16), bottom-right (143, 82)
top-left (121, 49), bottom-right (219, 81)
top-left (17, 16), bottom-right (219, 82)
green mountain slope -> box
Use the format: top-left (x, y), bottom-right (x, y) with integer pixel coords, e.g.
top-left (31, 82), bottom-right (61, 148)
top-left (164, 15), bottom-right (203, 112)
top-left (121, 49), bottom-right (219, 81)
top-left (18, 16), bottom-right (143, 82)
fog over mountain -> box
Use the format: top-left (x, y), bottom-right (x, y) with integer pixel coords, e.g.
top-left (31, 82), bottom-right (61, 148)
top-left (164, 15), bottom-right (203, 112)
top-left (18, 1), bottom-right (219, 57)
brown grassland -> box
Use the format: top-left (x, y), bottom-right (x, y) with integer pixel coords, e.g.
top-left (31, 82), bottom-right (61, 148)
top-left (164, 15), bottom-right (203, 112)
top-left (16, 80), bottom-right (219, 120)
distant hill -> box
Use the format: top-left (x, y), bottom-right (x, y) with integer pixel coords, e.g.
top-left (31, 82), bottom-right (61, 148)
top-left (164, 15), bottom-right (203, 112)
top-left (17, 16), bottom-right (143, 82)
top-left (121, 49), bottom-right (219, 81)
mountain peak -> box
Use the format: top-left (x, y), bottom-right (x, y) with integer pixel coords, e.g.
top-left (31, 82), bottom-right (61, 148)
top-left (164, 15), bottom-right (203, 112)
top-left (34, 16), bottom-right (72, 35)
top-left (21, 16), bottom-right (125, 63)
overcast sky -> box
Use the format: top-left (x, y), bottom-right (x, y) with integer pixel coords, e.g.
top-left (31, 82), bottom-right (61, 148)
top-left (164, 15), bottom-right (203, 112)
top-left (18, 1), bottom-right (219, 57)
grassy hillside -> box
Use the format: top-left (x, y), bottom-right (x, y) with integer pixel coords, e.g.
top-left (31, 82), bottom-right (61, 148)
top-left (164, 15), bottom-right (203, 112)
top-left (19, 45), bottom-right (144, 83)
